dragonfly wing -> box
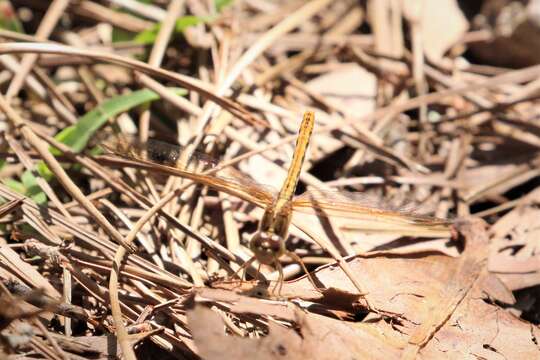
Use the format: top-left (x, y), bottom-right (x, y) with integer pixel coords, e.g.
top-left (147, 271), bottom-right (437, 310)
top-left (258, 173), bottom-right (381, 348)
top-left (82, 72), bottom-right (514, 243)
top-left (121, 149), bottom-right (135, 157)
top-left (291, 189), bottom-right (453, 238)
top-left (101, 135), bottom-right (219, 171)
top-left (100, 136), bottom-right (277, 209)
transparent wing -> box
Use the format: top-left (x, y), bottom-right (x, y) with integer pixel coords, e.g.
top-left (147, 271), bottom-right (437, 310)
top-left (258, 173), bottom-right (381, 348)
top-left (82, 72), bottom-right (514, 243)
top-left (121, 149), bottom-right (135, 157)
top-left (101, 135), bottom-right (219, 171)
top-left (100, 135), bottom-right (276, 208)
top-left (292, 189), bottom-right (453, 237)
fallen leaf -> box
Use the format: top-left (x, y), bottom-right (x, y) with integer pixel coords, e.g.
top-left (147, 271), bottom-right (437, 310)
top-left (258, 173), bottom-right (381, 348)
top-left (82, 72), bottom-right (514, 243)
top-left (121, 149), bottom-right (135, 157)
top-left (305, 63), bottom-right (376, 118)
top-left (489, 187), bottom-right (540, 290)
top-left (188, 304), bottom-right (403, 360)
top-left (411, 0), bottom-right (468, 62)
top-left (189, 219), bottom-right (538, 358)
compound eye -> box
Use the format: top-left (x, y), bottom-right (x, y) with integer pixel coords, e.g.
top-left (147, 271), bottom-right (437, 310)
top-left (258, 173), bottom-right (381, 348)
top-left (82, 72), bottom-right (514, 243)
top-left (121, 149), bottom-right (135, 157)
top-left (250, 232), bottom-right (270, 252)
top-left (269, 234), bottom-right (283, 252)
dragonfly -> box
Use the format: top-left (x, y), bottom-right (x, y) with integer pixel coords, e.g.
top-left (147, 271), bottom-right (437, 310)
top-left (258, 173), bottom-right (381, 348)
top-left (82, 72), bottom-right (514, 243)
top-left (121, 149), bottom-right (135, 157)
top-left (101, 111), bottom-right (453, 294)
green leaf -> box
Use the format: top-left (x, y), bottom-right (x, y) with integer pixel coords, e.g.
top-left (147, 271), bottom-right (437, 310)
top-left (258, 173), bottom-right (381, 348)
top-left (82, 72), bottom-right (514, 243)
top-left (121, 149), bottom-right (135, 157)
top-left (112, 27), bottom-right (136, 43)
top-left (53, 87), bottom-right (186, 154)
top-left (0, 1), bottom-right (24, 33)
top-left (133, 0), bottom-right (232, 46)
top-left (3, 178), bottom-right (25, 194)
top-left (39, 87), bottom-right (187, 179)
top-left (2, 174), bottom-right (47, 205)
top-left (21, 171), bottom-right (47, 204)
top-left (135, 15), bottom-right (208, 45)
top-left (133, 25), bottom-right (159, 45)
top-left (175, 15), bottom-right (206, 33)
top-left (215, 0), bottom-right (234, 12)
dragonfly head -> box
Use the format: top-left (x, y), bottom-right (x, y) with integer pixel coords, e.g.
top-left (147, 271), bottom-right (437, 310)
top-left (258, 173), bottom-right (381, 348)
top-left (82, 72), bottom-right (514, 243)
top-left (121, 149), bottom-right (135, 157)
top-left (249, 231), bottom-right (285, 265)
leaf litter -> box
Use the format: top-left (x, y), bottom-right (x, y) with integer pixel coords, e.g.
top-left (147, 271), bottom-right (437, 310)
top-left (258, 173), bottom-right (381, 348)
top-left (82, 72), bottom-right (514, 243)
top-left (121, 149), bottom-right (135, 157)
top-left (0, 0), bottom-right (540, 359)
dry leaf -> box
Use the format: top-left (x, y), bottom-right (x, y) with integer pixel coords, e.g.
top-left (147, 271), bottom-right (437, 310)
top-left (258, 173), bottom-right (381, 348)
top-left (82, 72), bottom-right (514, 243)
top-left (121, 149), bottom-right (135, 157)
top-left (407, 0), bottom-right (468, 62)
top-left (191, 219), bottom-right (538, 359)
top-left (188, 304), bottom-right (402, 360)
top-left (489, 187), bottom-right (540, 291)
top-left (305, 63), bottom-right (376, 118)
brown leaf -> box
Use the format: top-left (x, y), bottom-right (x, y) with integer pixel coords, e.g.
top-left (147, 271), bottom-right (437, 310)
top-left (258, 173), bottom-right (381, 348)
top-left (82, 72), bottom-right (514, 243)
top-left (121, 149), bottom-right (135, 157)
top-left (192, 219), bottom-right (538, 359)
top-left (489, 187), bottom-right (540, 290)
top-left (188, 304), bottom-right (402, 360)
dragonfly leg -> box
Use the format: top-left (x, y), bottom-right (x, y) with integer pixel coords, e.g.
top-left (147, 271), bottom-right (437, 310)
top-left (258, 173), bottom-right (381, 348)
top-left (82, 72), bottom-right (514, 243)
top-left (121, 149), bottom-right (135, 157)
top-left (286, 251), bottom-right (324, 293)
top-left (255, 263), bottom-right (262, 282)
top-left (272, 259), bottom-right (284, 296)
top-left (231, 256), bottom-right (256, 284)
